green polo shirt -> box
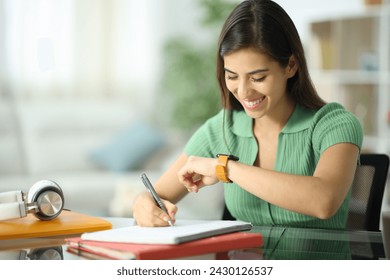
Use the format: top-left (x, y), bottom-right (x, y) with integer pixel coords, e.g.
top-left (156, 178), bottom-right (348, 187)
top-left (184, 102), bottom-right (363, 229)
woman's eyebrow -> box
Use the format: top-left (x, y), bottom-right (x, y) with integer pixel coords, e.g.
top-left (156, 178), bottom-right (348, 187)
top-left (224, 68), bottom-right (237, 74)
top-left (248, 68), bottom-right (269, 75)
top-left (224, 68), bottom-right (269, 75)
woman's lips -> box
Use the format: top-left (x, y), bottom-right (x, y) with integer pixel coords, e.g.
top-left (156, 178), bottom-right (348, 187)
top-left (242, 96), bottom-right (266, 110)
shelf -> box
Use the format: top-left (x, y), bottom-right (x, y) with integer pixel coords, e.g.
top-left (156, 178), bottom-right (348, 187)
top-left (307, 5), bottom-right (390, 155)
top-left (310, 70), bottom-right (388, 85)
top-left (308, 4), bottom-right (390, 26)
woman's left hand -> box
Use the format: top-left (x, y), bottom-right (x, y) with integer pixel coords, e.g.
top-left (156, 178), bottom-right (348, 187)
top-left (177, 156), bottom-right (219, 193)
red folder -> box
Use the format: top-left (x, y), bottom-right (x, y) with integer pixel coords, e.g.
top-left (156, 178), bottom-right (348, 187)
top-left (66, 232), bottom-right (263, 260)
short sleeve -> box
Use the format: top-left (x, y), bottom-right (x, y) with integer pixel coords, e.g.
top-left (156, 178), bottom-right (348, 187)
top-left (312, 103), bottom-right (363, 154)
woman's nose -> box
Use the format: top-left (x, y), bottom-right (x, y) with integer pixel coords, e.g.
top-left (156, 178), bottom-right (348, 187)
top-left (236, 79), bottom-right (250, 99)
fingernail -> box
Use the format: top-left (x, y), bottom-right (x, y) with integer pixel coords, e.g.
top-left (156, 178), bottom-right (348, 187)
top-left (193, 174), bottom-right (201, 182)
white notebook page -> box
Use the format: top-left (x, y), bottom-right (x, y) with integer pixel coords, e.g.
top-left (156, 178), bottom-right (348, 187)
top-left (81, 220), bottom-right (252, 245)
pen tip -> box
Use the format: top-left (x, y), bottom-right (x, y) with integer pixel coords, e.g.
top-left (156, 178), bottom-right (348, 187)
top-left (168, 220), bottom-right (174, 227)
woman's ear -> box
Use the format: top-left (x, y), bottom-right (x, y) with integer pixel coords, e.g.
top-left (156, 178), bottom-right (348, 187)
top-left (286, 55), bottom-right (298, 78)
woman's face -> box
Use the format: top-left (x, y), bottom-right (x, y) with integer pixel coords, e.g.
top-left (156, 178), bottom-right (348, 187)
top-left (223, 47), bottom-right (296, 120)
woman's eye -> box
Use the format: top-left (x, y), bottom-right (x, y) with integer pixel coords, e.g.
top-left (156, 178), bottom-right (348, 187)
top-left (226, 75), bottom-right (238, 81)
top-left (251, 76), bottom-right (266, 82)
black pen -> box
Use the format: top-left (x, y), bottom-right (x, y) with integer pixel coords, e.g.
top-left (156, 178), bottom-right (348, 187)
top-left (140, 173), bottom-right (173, 226)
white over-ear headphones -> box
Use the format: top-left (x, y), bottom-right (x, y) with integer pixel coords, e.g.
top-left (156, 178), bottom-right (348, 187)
top-left (0, 180), bottom-right (64, 221)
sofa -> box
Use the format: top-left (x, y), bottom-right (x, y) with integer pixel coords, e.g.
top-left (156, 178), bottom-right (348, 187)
top-left (0, 96), bottom-right (225, 220)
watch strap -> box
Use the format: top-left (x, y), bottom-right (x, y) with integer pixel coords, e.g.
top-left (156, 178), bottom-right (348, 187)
top-left (215, 154), bottom-right (239, 183)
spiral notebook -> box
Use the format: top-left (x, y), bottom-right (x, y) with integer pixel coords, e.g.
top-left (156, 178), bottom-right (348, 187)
top-left (81, 220), bottom-right (252, 245)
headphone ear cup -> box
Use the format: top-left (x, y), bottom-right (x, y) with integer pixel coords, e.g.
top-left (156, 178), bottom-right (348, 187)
top-left (33, 189), bottom-right (64, 221)
top-left (27, 180), bottom-right (64, 221)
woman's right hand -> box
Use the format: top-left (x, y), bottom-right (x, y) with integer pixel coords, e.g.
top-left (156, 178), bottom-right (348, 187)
top-left (132, 191), bottom-right (177, 227)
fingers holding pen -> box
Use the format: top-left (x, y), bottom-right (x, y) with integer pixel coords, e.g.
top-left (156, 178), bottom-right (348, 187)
top-left (133, 192), bottom-right (177, 227)
top-left (138, 202), bottom-right (176, 227)
top-left (149, 199), bottom-right (177, 227)
top-left (161, 200), bottom-right (177, 225)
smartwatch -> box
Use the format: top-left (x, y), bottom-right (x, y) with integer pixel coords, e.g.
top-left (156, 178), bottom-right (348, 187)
top-left (216, 154), bottom-right (239, 183)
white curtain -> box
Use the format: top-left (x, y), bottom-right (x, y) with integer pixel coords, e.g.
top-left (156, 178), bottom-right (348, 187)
top-left (0, 0), bottom-right (162, 100)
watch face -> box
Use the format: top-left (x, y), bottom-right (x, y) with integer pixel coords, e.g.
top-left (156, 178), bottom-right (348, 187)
top-left (216, 154), bottom-right (239, 161)
top-left (216, 153), bottom-right (229, 157)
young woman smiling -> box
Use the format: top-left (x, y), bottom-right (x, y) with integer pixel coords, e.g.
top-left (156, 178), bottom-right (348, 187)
top-left (132, 0), bottom-right (363, 229)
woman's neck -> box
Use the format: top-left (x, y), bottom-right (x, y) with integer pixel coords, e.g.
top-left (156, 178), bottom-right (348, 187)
top-left (253, 98), bottom-right (295, 136)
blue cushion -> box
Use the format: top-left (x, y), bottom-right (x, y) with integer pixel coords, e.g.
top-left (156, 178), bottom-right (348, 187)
top-left (89, 121), bottom-right (166, 172)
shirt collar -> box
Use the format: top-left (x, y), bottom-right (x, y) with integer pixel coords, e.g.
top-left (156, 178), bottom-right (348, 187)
top-left (229, 110), bottom-right (253, 137)
top-left (281, 103), bottom-right (315, 134)
top-left (229, 104), bottom-right (315, 137)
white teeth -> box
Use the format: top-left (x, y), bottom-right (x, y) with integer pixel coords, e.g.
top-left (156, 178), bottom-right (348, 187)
top-left (244, 96), bottom-right (265, 107)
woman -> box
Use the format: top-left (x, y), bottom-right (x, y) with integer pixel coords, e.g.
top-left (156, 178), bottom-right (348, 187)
top-left (133, 0), bottom-right (362, 229)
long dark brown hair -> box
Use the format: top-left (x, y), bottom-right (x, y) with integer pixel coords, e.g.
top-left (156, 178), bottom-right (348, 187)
top-left (216, 0), bottom-right (325, 111)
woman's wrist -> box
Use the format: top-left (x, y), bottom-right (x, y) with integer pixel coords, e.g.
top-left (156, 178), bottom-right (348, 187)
top-left (226, 159), bottom-right (238, 183)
